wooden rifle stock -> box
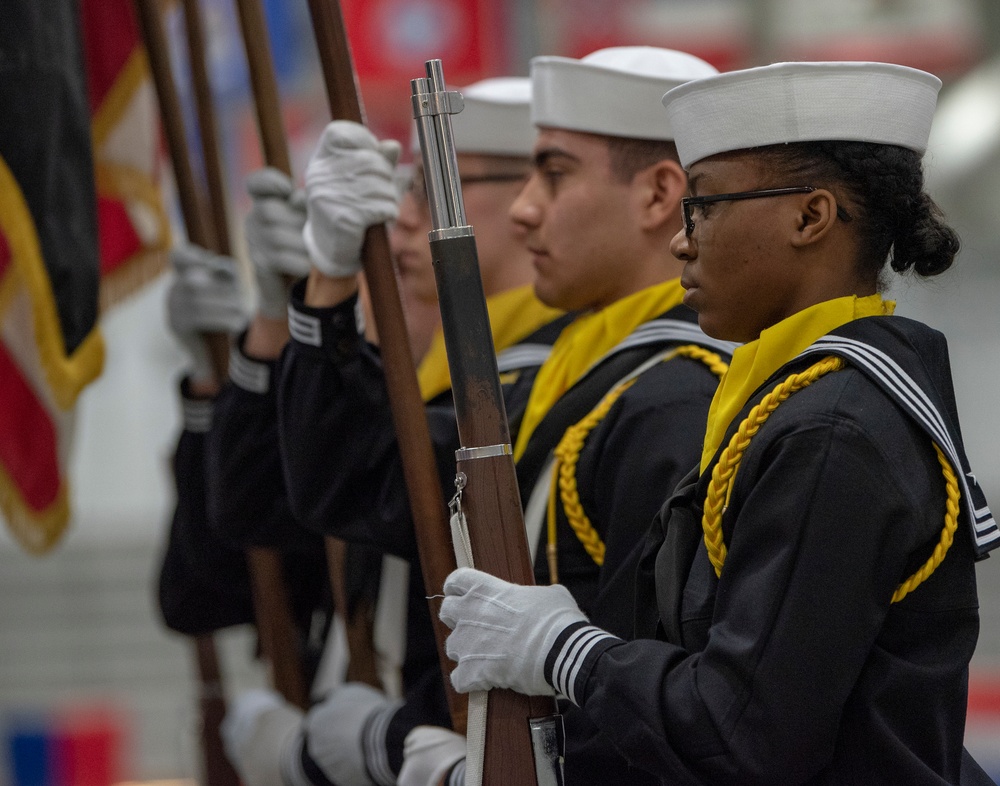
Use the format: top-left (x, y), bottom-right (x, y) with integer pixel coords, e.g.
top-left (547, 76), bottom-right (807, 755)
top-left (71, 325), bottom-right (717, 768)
top-left (132, 4), bottom-right (241, 783)
top-left (413, 63), bottom-right (558, 785)
top-left (231, 0), bottom-right (382, 691)
top-left (303, 0), bottom-right (467, 733)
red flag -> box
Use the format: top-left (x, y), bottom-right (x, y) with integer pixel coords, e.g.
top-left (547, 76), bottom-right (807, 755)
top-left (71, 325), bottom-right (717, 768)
top-left (0, 1), bottom-right (105, 552)
top-left (81, 0), bottom-right (170, 310)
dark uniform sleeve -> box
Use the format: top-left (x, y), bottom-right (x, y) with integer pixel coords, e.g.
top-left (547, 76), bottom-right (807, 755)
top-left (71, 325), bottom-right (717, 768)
top-left (207, 336), bottom-right (320, 553)
top-left (157, 381), bottom-right (256, 636)
top-left (552, 376), bottom-right (976, 785)
top-left (277, 283), bottom-right (455, 559)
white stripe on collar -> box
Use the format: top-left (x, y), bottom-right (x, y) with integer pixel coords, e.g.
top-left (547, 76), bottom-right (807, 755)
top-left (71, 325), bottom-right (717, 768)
top-left (596, 319), bottom-right (737, 370)
top-left (799, 335), bottom-right (998, 550)
top-left (496, 343), bottom-right (552, 373)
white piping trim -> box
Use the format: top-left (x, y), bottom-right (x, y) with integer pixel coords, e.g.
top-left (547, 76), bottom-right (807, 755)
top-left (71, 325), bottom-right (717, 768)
top-left (800, 336), bottom-right (996, 548)
top-left (496, 344), bottom-right (552, 373)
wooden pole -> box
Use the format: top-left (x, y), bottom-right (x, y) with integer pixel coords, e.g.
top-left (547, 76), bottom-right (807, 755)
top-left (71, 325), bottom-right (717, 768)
top-left (302, 0), bottom-right (467, 734)
top-left (180, 0), bottom-right (231, 256)
top-left (193, 636), bottom-right (240, 786)
top-left (231, 0), bottom-right (383, 690)
top-left (178, 0), bottom-right (309, 711)
top-left (133, 0), bottom-right (228, 377)
top-left (132, 5), bottom-right (242, 781)
top-left (231, 0), bottom-right (292, 176)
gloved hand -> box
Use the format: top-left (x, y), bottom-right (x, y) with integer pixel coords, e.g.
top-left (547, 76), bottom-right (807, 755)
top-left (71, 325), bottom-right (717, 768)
top-left (303, 120), bottom-right (400, 279)
top-left (220, 688), bottom-right (303, 786)
top-left (440, 568), bottom-right (589, 696)
top-left (166, 243), bottom-right (247, 382)
top-left (398, 726), bottom-right (466, 786)
top-left (300, 682), bottom-right (396, 786)
top-left (244, 167), bottom-right (311, 319)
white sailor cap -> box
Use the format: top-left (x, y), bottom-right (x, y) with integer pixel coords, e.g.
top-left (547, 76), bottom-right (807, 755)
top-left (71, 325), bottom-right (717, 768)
top-left (410, 76), bottom-right (535, 158)
top-left (661, 61), bottom-right (943, 169)
top-left (530, 46), bottom-right (719, 141)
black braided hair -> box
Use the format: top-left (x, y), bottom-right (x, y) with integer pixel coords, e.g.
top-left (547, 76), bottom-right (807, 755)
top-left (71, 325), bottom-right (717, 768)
top-left (750, 141), bottom-right (960, 280)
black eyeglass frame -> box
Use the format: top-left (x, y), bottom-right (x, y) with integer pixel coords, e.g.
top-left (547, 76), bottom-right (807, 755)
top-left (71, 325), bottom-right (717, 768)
top-left (681, 186), bottom-right (851, 236)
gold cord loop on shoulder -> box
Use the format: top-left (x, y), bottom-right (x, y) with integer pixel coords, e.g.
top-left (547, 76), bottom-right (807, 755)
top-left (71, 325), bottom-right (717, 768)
top-left (701, 355), bottom-right (959, 603)
top-left (890, 443), bottom-right (959, 602)
top-left (546, 345), bottom-right (728, 583)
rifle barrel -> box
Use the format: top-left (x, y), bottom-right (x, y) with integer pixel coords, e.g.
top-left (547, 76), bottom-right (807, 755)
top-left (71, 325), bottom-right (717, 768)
top-left (414, 59), bottom-right (558, 786)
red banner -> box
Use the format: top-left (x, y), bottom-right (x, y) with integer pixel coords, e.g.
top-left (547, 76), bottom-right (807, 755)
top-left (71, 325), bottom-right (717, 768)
top-left (341, 0), bottom-right (508, 144)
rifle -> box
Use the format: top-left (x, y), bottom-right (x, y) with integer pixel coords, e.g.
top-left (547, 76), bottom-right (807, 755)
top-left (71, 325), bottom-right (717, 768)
top-left (231, 0), bottom-right (383, 691)
top-left (302, 0), bottom-right (467, 732)
top-left (132, 3), bottom-right (241, 783)
top-left (412, 61), bottom-right (564, 786)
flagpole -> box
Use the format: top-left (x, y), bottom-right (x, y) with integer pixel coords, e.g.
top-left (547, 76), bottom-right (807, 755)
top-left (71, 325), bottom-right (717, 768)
top-left (131, 4), bottom-right (243, 782)
top-left (133, 3), bottom-right (244, 784)
top-left (132, 0), bottom-right (228, 376)
top-left (230, 0), bottom-right (385, 690)
top-left (302, 0), bottom-right (467, 734)
top-left (180, 0), bottom-right (231, 256)
top-left (180, 0), bottom-right (313, 713)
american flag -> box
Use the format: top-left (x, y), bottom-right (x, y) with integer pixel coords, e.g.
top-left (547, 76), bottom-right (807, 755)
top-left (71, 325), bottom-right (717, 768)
top-left (0, 0), bottom-right (166, 553)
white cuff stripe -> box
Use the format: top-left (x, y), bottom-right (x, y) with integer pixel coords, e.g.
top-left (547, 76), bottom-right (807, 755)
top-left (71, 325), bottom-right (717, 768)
top-left (363, 701), bottom-right (402, 786)
top-left (552, 626), bottom-right (619, 706)
top-left (182, 398), bottom-right (213, 433)
top-left (280, 731), bottom-right (309, 786)
top-left (288, 304), bottom-right (322, 347)
top-left (229, 346), bottom-right (270, 394)
top-left (448, 758), bottom-right (467, 786)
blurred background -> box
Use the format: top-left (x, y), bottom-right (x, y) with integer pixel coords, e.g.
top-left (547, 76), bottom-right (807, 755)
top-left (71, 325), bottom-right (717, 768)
top-left (1, 0), bottom-right (999, 781)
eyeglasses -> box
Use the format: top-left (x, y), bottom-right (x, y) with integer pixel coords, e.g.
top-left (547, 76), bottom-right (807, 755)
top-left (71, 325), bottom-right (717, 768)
top-left (407, 172), bottom-right (528, 207)
top-left (681, 186), bottom-right (852, 236)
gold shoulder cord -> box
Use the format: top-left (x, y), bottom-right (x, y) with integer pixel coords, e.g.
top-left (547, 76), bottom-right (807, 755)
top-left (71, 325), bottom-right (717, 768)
top-left (546, 345), bottom-right (730, 583)
top-left (701, 355), bottom-right (960, 604)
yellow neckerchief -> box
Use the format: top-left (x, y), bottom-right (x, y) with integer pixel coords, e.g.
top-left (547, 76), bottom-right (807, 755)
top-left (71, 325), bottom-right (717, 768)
top-left (513, 278), bottom-right (686, 461)
top-left (700, 293), bottom-right (895, 473)
top-left (416, 285), bottom-right (563, 402)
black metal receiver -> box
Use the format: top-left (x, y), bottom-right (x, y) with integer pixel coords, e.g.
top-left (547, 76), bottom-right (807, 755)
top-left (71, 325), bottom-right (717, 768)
top-left (411, 60), bottom-right (564, 786)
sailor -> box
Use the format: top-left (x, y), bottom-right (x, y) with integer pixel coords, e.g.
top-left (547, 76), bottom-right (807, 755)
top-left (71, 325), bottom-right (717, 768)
top-left (402, 46), bottom-right (736, 786)
top-left (226, 78), bottom-right (568, 786)
top-left (437, 61), bottom-right (997, 785)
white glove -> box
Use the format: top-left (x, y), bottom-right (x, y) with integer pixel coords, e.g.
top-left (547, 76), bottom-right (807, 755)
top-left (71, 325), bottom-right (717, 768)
top-left (166, 243), bottom-right (247, 382)
top-left (244, 167), bottom-right (310, 319)
top-left (303, 120), bottom-right (400, 279)
top-left (221, 688), bottom-right (303, 786)
top-left (300, 682), bottom-right (395, 786)
top-left (398, 726), bottom-right (466, 786)
top-left (439, 568), bottom-right (588, 696)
